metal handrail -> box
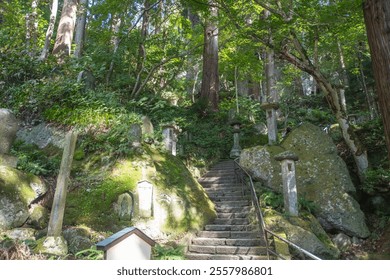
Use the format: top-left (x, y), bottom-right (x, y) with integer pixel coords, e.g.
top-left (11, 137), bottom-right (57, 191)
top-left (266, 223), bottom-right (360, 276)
top-left (233, 158), bottom-right (321, 260)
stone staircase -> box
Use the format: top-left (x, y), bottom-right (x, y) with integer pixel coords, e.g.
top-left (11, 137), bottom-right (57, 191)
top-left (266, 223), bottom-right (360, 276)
top-left (185, 160), bottom-right (268, 260)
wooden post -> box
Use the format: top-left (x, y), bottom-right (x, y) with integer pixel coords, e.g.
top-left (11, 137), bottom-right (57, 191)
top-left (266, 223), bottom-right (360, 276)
top-left (47, 130), bottom-right (78, 237)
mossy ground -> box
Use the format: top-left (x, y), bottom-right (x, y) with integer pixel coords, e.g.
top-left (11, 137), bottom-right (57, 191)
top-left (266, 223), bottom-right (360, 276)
top-left (64, 144), bottom-right (215, 236)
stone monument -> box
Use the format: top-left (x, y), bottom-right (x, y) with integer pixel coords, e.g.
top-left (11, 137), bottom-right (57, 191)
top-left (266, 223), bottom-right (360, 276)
top-left (274, 151), bottom-right (299, 216)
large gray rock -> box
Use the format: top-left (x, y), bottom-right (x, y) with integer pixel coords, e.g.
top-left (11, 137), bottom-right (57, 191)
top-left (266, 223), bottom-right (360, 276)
top-left (0, 166), bottom-right (47, 230)
top-left (0, 109), bottom-right (19, 154)
top-left (240, 123), bottom-right (370, 238)
top-left (16, 122), bottom-right (66, 149)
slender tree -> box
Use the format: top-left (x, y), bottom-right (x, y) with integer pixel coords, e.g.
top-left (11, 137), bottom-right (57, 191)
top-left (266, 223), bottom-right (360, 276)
top-left (39, 0), bottom-right (59, 61)
top-left (74, 0), bottom-right (88, 58)
top-left (363, 0), bottom-right (390, 163)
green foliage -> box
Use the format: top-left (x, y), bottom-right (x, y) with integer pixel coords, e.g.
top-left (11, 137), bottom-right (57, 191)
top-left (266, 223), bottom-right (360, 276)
top-left (362, 168), bottom-right (390, 195)
top-left (74, 247), bottom-right (104, 260)
top-left (260, 190), bottom-right (284, 210)
top-left (152, 244), bottom-right (185, 260)
top-left (11, 141), bottom-right (61, 176)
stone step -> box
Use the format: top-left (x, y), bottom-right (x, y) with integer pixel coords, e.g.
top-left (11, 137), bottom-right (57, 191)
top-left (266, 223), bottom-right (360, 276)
top-left (215, 206), bottom-right (252, 213)
top-left (188, 245), bottom-right (266, 255)
top-left (217, 212), bottom-right (250, 219)
top-left (198, 178), bottom-right (237, 184)
top-left (197, 231), bottom-right (260, 239)
top-left (192, 238), bottom-right (263, 246)
top-left (210, 195), bottom-right (251, 202)
top-left (203, 185), bottom-right (245, 191)
top-left (214, 201), bottom-right (250, 207)
top-left (212, 218), bottom-right (249, 225)
top-left (206, 189), bottom-right (244, 196)
top-left (185, 253), bottom-right (267, 260)
top-left (204, 224), bottom-right (256, 231)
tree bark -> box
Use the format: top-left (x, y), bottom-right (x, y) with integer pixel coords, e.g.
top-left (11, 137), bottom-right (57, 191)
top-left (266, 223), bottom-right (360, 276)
top-left (132, 0), bottom-right (150, 98)
top-left (106, 15), bottom-right (122, 84)
top-left (26, 0), bottom-right (39, 57)
top-left (363, 0), bottom-right (390, 164)
top-left (52, 0), bottom-right (78, 59)
top-left (39, 0), bottom-right (59, 61)
top-left (200, 1), bottom-right (219, 111)
top-left (74, 0), bottom-right (88, 58)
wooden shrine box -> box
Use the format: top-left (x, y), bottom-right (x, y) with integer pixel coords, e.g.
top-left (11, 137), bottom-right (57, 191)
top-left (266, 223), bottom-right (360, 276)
top-left (96, 227), bottom-right (156, 260)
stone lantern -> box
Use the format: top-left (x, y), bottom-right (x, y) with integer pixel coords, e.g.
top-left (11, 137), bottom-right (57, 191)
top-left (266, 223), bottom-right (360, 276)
top-left (260, 102), bottom-right (279, 145)
top-left (229, 120), bottom-right (242, 159)
top-left (274, 151), bottom-right (299, 216)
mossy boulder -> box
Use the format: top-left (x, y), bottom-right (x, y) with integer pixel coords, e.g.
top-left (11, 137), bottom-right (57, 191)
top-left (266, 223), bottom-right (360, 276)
top-left (264, 209), bottom-right (340, 259)
top-left (63, 227), bottom-right (94, 254)
top-left (240, 123), bottom-right (370, 238)
top-left (35, 236), bottom-right (68, 256)
top-left (0, 166), bottom-right (47, 230)
top-left (27, 205), bottom-right (49, 229)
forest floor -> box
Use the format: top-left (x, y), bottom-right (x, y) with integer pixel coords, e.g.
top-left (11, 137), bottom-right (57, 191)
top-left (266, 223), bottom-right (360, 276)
top-left (342, 214), bottom-right (390, 260)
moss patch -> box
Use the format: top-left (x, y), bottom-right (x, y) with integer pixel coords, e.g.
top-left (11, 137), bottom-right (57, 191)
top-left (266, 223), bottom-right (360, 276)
top-left (64, 159), bottom-right (141, 231)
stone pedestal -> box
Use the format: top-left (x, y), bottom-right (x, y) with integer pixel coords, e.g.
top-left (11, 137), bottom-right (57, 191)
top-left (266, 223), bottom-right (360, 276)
top-left (261, 102), bottom-right (279, 145)
top-left (275, 151), bottom-right (299, 216)
top-left (229, 121), bottom-right (242, 158)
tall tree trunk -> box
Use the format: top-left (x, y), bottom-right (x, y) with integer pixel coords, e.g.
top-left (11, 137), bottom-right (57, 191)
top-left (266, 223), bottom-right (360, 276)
top-left (337, 40), bottom-right (349, 114)
top-left (52, 0), bottom-right (78, 59)
top-left (186, 7), bottom-right (200, 102)
top-left (26, 0), bottom-right (39, 57)
top-left (263, 10), bottom-right (278, 144)
top-left (106, 15), bottom-right (122, 84)
top-left (200, 1), bottom-right (219, 111)
top-left (132, 0), bottom-right (150, 98)
top-left (39, 0), bottom-right (59, 61)
top-left (74, 0), bottom-right (87, 58)
top-left (363, 0), bottom-right (390, 164)
top-left (312, 29), bottom-right (319, 95)
top-left (357, 42), bottom-right (378, 120)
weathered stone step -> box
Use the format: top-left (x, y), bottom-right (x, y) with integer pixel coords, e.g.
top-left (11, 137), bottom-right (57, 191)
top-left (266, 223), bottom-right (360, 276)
top-left (203, 184), bottom-right (244, 190)
top-left (217, 212), bottom-right (249, 219)
top-left (188, 245), bottom-right (266, 255)
top-left (204, 224), bottom-right (256, 231)
top-left (213, 218), bottom-right (249, 225)
top-left (197, 231), bottom-right (260, 239)
top-left (215, 206), bottom-right (252, 213)
top-left (198, 178), bottom-right (237, 184)
top-left (185, 253), bottom-right (267, 260)
top-left (210, 195), bottom-right (251, 202)
top-left (214, 200), bottom-right (250, 207)
top-left (206, 189), bottom-right (244, 196)
top-left (192, 238), bottom-right (263, 246)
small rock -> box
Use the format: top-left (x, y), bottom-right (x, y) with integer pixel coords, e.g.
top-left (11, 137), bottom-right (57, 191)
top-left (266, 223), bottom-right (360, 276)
top-left (5, 228), bottom-right (36, 241)
top-left (332, 233), bottom-right (352, 252)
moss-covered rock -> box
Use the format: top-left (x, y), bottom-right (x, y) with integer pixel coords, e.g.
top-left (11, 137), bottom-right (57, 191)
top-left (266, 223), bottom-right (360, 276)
top-left (64, 146), bottom-right (216, 241)
top-left (264, 209), bottom-right (340, 259)
top-left (35, 236), bottom-right (68, 256)
top-left (240, 123), bottom-right (370, 238)
top-left (0, 166), bottom-right (47, 230)
top-left (27, 205), bottom-right (49, 229)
